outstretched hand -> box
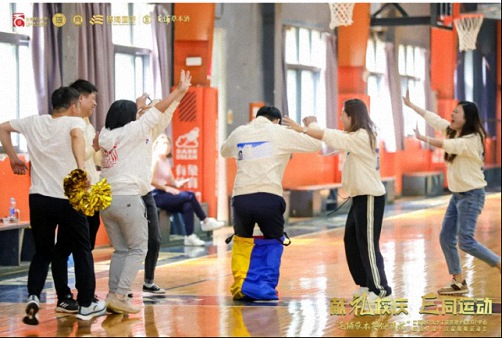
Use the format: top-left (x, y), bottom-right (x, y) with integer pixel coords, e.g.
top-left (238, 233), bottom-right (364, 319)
top-left (402, 89), bottom-right (412, 108)
top-left (177, 70), bottom-right (192, 94)
top-left (282, 116), bottom-right (302, 133)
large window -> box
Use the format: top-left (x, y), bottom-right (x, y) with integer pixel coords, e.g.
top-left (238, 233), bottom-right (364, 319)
top-left (0, 3), bottom-right (36, 152)
top-left (399, 44), bottom-right (427, 137)
top-left (366, 38), bottom-right (396, 152)
top-left (111, 3), bottom-right (153, 100)
top-left (285, 26), bottom-right (326, 127)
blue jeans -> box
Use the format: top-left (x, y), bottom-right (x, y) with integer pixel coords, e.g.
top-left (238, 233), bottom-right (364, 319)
top-left (440, 188), bottom-right (500, 275)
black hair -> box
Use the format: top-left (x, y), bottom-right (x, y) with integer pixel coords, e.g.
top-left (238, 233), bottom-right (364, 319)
top-left (343, 99), bottom-right (378, 152)
top-left (69, 79), bottom-right (98, 95)
top-left (50, 86), bottom-right (80, 114)
top-left (444, 101), bottom-right (487, 163)
top-left (256, 106), bottom-right (282, 124)
top-left (104, 100), bottom-right (138, 130)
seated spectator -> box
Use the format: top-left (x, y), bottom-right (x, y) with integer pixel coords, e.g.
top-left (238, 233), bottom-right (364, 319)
top-left (151, 134), bottom-right (224, 246)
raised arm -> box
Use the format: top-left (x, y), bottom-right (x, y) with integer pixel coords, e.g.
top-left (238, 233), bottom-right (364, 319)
top-left (402, 89), bottom-right (427, 117)
top-left (154, 70), bottom-right (192, 113)
top-left (282, 116), bottom-right (325, 140)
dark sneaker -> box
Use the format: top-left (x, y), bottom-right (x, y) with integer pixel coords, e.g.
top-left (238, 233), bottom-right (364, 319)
top-left (142, 284), bottom-right (166, 294)
top-left (438, 278), bottom-right (468, 295)
top-left (23, 295), bottom-right (40, 326)
top-left (76, 299), bottom-right (107, 321)
top-left (56, 294), bottom-right (79, 313)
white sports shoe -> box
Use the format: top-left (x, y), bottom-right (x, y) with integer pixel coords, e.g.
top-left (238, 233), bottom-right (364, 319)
top-left (76, 299), bottom-right (107, 320)
top-left (184, 234), bottom-right (205, 246)
top-left (200, 217), bottom-right (225, 231)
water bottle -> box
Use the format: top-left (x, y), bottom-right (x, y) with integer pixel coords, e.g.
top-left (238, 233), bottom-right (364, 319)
top-left (9, 197), bottom-right (16, 221)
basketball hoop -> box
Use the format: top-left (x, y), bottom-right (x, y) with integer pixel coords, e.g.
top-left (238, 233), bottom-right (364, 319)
top-left (454, 14), bottom-right (484, 52)
top-left (329, 3), bottom-right (355, 29)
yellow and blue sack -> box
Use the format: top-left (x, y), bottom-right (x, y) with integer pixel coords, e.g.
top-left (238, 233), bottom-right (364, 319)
top-left (229, 234), bottom-right (290, 301)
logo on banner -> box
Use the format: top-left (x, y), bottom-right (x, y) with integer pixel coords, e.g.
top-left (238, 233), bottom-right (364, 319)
top-left (13, 13), bottom-right (25, 27)
top-left (52, 13), bottom-right (66, 27)
top-left (176, 127), bottom-right (199, 149)
top-left (90, 14), bottom-right (104, 25)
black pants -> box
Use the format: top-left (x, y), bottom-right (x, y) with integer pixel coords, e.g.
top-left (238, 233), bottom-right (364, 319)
top-left (142, 192), bottom-right (161, 284)
top-left (344, 194), bottom-right (392, 297)
top-left (87, 212), bottom-right (101, 250)
top-left (28, 194), bottom-right (96, 306)
top-left (232, 193), bottom-right (285, 239)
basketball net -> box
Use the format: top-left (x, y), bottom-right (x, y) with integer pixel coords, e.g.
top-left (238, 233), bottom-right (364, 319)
top-left (454, 14), bottom-right (484, 52)
top-left (329, 3), bottom-right (355, 29)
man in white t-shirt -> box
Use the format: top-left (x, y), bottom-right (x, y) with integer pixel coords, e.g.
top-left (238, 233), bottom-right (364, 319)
top-left (0, 87), bottom-right (106, 325)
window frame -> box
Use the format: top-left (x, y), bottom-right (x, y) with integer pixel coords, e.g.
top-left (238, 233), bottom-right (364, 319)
top-left (284, 25), bottom-right (326, 126)
top-left (111, 3), bottom-right (153, 101)
top-left (0, 18), bottom-right (32, 153)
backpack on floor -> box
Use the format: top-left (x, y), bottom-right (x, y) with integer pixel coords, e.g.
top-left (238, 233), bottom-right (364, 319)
top-left (227, 234), bottom-right (290, 300)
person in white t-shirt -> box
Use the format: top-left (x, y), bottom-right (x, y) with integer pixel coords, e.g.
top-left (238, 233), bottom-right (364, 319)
top-left (69, 79), bottom-right (101, 249)
top-left (99, 70), bottom-right (191, 314)
top-left (403, 92), bottom-right (501, 295)
top-left (0, 86), bottom-right (106, 324)
top-left (284, 98), bottom-right (392, 301)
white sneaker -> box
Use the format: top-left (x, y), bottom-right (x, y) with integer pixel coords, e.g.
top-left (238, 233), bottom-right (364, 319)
top-left (23, 295), bottom-right (40, 326)
top-left (106, 293), bottom-right (140, 314)
top-left (200, 217), bottom-right (225, 231)
top-left (184, 234), bottom-right (205, 246)
top-left (76, 299), bottom-right (107, 320)
top-left (352, 286), bottom-right (369, 298)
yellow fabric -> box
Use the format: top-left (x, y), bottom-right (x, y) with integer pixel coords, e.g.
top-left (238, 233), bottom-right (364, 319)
top-left (230, 235), bottom-right (254, 299)
top-left (230, 307), bottom-right (251, 337)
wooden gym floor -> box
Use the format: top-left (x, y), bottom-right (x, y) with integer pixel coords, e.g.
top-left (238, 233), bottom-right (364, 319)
top-left (0, 192), bottom-right (500, 337)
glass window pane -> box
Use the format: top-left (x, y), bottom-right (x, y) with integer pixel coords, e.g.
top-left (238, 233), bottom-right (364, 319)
top-left (366, 39), bottom-right (375, 71)
top-left (406, 45), bottom-right (414, 76)
top-left (287, 70), bottom-right (298, 122)
top-left (135, 56), bottom-right (144, 98)
top-left (111, 3), bottom-right (131, 45)
top-left (285, 27), bottom-right (298, 64)
top-left (375, 40), bottom-right (386, 73)
top-left (414, 47), bottom-right (425, 79)
top-left (300, 71), bottom-right (314, 120)
top-left (311, 30), bottom-right (325, 68)
top-left (0, 43), bottom-right (17, 122)
top-left (115, 53), bottom-right (136, 100)
top-left (0, 3), bottom-right (12, 32)
top-left (398, 44), bottom-right (406, 75)
top-left (18, 45), bottom-right (36, 118)
top-left (133, 4), bottom-right (152, 49)
top-left (298, 28), bottom-right (311, 65)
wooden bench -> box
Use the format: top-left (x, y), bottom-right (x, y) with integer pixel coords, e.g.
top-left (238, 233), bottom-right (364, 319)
top-left (288, 183), bottom-right (343, 217)
top-left (0, 220), bottom-right (30, 266)
top-left (382, 176), bottom-right (396, 203)
top-left (157, 202), bottom-right (211, 246)
top-left (289, 177), bottom-right (396, 217)
top-left (402, 171), bottom-right (444, 197)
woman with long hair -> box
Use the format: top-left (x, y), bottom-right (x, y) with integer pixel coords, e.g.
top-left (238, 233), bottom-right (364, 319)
top-left (283, 98), bottom-right (392, 300)
top-left (403, 92), bottom-right (501, 295)
top-left (151, 133), bottom-right (224, 246)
